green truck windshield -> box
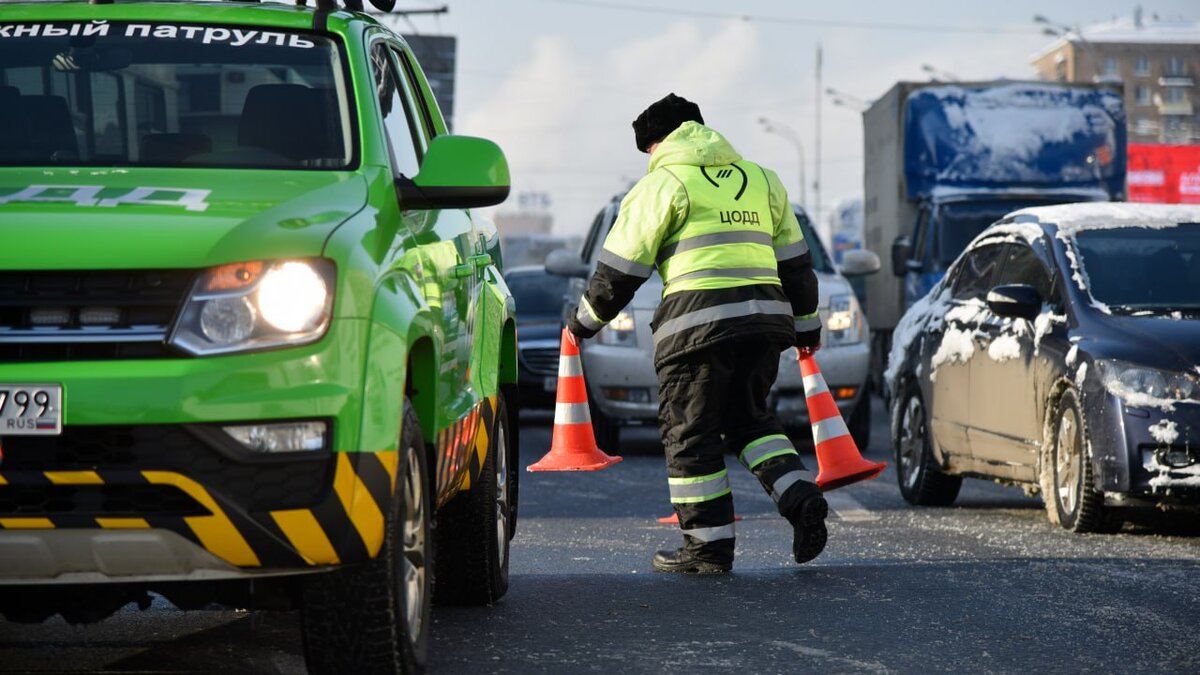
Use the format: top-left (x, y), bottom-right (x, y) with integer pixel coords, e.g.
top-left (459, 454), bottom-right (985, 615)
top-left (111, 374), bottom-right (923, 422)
top-left (0, 22), bottom-right (352, 169)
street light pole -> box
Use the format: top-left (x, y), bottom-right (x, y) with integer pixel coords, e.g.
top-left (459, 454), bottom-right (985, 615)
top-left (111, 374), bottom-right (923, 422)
top-left (757, 117), bottom-right (806, 211)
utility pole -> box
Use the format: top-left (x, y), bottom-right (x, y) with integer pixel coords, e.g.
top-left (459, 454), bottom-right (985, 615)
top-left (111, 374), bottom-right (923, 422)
top-left (814, 44), bottom-right (822, 233)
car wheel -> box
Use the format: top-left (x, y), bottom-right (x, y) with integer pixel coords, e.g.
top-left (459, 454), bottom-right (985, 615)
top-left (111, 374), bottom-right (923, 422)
top-left (434, 394), bottom-right (512, 605)
top-left (848, 393), bottom-right (871, 450)
top-left (589, 398), bottom-right (620, 453)
top-left (301, 400), bottom-right (431, 674)
top-left (893, 385), bottom-right (961, 506)
top-left (1047, 389), bottom-right (1108, 533)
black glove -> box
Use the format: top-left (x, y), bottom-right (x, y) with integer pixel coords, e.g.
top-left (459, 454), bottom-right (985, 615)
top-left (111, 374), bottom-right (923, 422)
top-left (796, 328), bottom-right (821, 354)
top-left (566, 303), bottom-right (600, 340)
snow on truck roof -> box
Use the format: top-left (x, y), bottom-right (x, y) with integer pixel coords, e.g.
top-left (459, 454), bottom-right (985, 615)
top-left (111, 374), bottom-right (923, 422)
top-left (1011, 203), bottom-right (1200, 236)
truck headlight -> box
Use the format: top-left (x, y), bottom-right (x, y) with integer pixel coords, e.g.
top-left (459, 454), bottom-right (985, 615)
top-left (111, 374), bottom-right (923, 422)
top-left (597, 310), bottom-right (638, 347)
top-left (171, 259), bottom-right (335, 356)
top-left (824, 294), bottom-right (864, 347)
top-left (1096, 360), bottom-right (1199, 404)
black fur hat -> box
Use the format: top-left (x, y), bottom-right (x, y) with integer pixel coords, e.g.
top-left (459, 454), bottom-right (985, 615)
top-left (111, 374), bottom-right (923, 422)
top-left (632, 93), bottom-right (704, 153)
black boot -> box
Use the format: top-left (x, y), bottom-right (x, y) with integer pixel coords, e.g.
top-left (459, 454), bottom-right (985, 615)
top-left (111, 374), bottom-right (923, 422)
top-left (651, 548), bottom-right (732, 574)
top-left (788, 493), bottom-right (829, 564)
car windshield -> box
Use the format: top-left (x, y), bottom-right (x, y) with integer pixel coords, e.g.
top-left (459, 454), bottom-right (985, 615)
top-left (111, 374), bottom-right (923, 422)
top-left (0, 22), bottom-right (352, 169)
top-left (935, 203), bottom-right (1014, 267)
top-left (1074, 224), bottom-right (1200, 312)
top-left (507, 271), bottom-right (568, 318)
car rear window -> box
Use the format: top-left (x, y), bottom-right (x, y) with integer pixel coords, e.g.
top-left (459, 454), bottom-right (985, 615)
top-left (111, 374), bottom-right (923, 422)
top-left (0, 22), bottom-right (353, 169)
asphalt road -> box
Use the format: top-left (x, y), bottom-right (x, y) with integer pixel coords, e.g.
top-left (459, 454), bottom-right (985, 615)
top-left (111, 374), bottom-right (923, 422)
top-left (3, 395), bottom-right (1199, 674)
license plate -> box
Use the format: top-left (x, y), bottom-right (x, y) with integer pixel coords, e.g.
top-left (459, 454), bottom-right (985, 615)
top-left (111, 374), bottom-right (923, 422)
top-left (543, 376), bottom-right (558, 393)
top-left (0, 384), bottom-right (63, 436)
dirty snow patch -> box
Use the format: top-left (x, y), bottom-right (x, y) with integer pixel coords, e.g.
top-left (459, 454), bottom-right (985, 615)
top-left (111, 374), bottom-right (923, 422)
top-left (1065, 345), bottom-right (1079, 366)
top-left (929, 327), bottom-right (975, 381)
top-left (1074, 362), bottom-right (1088, 389)
top-left (1149, 420), bottom-right (1180, 445)
top-left (987, 221), bottom-right (1045, 246)
top-left (945, 298), bottom-right (987, 324)
top-left (987, 334), bottom-right (1022, 363)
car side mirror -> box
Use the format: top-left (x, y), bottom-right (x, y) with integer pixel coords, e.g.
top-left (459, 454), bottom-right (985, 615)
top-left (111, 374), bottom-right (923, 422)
top-left (987, 284), bottom-right (1042, 321)
top-left (396, 135), bottom-right (510, 210)
top-left (839, 249), bottom-right (882, 277)
top-left (891, 236), bottom-right (911, 277)
top-left (544, 248), bottom-right (589, 279)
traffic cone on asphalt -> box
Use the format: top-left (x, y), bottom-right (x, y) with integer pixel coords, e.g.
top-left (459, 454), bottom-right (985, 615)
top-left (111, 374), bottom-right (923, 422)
top-left (798, 351), bottom-right (886, 491)
top-left (527, 328), bottom-right (623, 472)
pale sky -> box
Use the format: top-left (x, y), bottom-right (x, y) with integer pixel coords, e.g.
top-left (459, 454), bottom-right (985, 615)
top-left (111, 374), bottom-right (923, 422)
top-left (389, 1), bottom-right (1198, 241)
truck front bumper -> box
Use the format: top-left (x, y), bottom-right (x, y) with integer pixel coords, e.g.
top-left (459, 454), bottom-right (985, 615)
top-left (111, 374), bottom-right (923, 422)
top-left (0, 320), bottom-right (394, 583)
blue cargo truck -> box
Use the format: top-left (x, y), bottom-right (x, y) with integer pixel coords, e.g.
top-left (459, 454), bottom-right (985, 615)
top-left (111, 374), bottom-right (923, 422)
top-left (862, 80), bottom-right (1127, 386)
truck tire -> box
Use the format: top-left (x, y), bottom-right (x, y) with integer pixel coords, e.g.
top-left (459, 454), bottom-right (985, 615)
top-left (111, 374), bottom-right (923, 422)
top-left (1047, 389), bottom-right (1110, 533)
top-left (301, 401), bottom-right (431, 675)
top-left (434, 394), bottom-right (513, 605)
top-left (892, 385), bottom-right (961, 506)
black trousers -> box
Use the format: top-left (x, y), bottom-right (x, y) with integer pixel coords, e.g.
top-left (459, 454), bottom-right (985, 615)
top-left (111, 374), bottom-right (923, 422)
top-left (657, 337), bottom-right (819, 563)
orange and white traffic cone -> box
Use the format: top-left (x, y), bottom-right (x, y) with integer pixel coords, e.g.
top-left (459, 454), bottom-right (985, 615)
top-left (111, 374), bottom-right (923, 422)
top-left (527, 328), bottom-right (623, 472)
top-left (799, 351), bottom-right (885, 491)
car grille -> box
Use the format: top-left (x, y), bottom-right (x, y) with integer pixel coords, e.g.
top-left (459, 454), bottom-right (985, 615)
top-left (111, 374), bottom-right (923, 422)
top-left (0, 425), bottom-right (333, 512)
top-left (0, 269), bottom-right (195, 363)
top-left (520, 346), bottom-right (560, 376)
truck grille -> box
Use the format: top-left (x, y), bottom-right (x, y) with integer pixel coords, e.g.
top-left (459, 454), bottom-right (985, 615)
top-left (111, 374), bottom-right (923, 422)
top-left (520, 346), bottom-right (560, 376)
top-left (0, 269), bottom-right (194, 362)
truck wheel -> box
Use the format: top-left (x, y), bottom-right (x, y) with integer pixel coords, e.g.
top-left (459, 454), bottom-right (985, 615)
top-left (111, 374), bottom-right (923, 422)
top-left (893, 385), bottom-right (961, 506)
top-left (301, 401), bottom-right (431, 674)
top-left (589, 399), bottom-right (620, 453)
top-left (1047, 389), bottom-right (1108, 533)
top-left (848, 394), bottom-right (871, 451)
top-left (434, 394), bottom-right (513, 605)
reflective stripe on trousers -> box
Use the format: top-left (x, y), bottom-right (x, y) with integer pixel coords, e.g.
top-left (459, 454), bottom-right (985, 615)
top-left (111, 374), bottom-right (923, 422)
top-left (738, 434), bottom-right (798, 470)
top-left (668, 469), bottom-right (732, 504)
top-left (682, 522), bottom-right (735, 542)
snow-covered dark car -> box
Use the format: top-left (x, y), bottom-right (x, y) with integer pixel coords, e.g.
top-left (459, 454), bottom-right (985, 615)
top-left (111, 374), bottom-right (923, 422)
top-left (886, 203), bottom-right (1200, 532)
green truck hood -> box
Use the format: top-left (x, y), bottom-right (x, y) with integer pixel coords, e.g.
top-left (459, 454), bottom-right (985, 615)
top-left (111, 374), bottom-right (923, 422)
top-left (0, 168), bottom-right (367, 270)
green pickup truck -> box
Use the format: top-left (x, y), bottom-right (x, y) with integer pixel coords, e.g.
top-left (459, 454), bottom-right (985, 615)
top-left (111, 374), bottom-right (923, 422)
top-left (0, 2), bottom-right (519, 672)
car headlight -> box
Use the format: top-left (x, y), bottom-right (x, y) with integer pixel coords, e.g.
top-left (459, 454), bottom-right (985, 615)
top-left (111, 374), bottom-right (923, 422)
top-left (597, 310), bottom-right (638, 347)
top-left (1095, 360), bottom-right (1199, 404)
top-left (824, 293), bottom-right (864, 347)
top-left (170, 259), bottom-right (335, 356)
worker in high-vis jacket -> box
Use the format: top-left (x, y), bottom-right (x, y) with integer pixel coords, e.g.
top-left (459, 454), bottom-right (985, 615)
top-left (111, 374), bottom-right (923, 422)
top-left (566, 93), bottom-right (826, 574)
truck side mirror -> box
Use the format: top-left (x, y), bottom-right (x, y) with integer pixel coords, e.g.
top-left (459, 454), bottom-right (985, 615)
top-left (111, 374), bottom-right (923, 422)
top-left (544, 248), bottom-right (589, 279)
top-left (890, 237), bottom-right (912, 277)
top-left (839, 249), bottom-right (882, 277)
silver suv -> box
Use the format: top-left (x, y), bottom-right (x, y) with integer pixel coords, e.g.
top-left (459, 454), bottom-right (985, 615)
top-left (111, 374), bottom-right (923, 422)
top-left (546, 195), bottom-right (880, 450)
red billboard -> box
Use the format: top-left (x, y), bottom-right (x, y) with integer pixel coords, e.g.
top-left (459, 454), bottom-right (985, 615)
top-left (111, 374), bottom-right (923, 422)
top-left (1127, 144), bottom-right (1200, 204)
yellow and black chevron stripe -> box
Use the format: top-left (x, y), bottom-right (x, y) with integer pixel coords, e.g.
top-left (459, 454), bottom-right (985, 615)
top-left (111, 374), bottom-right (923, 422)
top-left (0, 450), bottom-right (401, 569)
top-left (432, 396), bottom-right (497, 507)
